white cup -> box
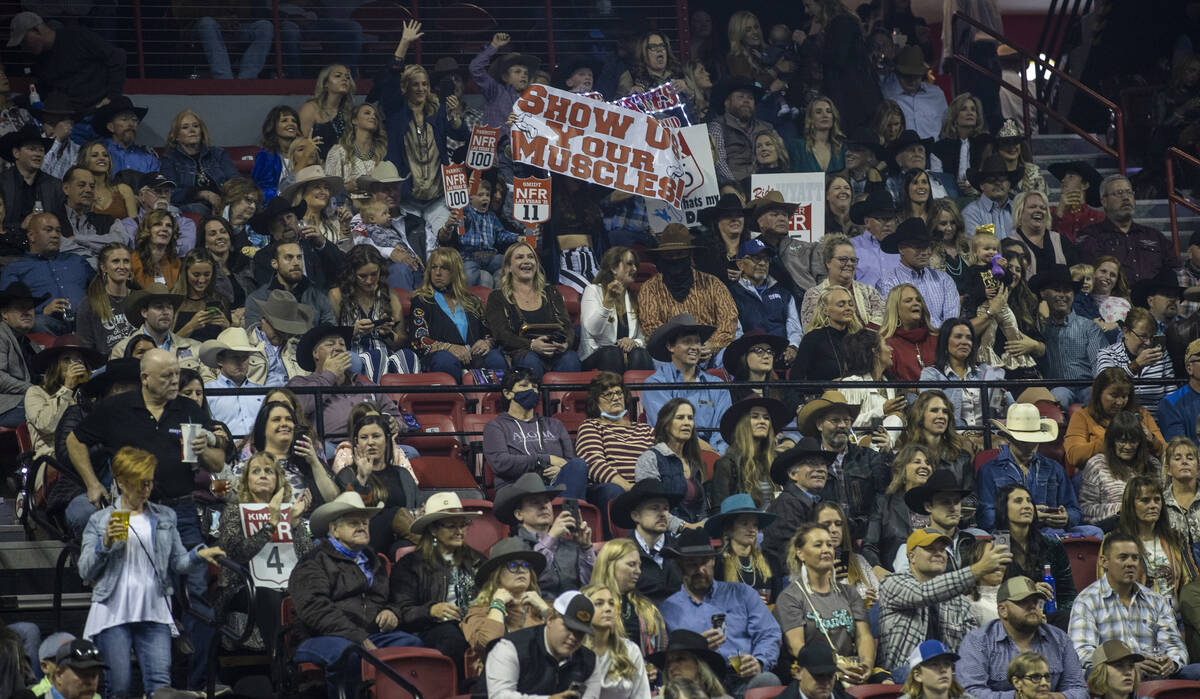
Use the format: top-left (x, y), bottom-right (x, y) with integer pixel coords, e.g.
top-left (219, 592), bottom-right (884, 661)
top-left (180, 423), bottom-right (202, 463)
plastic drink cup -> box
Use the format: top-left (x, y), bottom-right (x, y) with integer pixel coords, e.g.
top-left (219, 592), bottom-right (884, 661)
top-left (111, 510), bottom-right (130, 542)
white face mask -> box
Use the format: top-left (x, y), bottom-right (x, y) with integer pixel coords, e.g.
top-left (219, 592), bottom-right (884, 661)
top-left (601, 409), bottom-right (628, 420)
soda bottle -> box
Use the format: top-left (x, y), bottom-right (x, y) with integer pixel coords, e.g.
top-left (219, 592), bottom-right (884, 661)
top-left (1042, 563), bottom-right (1057, 613)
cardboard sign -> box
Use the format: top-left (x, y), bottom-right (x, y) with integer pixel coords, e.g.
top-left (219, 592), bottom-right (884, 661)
top-left (675, 124), bottom-right (720, 227)
top-left (749, 173), bottom-right (828, 243)
top-left (513, 177), bottom-right (551, 224)
top-left (442, 163), bottom-right (469, 210)
top-left (466, 125), bottom-right (500, 170)
top-left (511, 84), bottom-right (686, 207)
top-left (240, 503), bottom-right (297, 589)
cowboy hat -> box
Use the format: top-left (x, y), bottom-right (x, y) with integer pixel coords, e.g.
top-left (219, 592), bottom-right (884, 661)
top-left (493, 472), bottom-right (565, 525)
top-left (611, 478), bottom-right (683, 529)
top-left (1027, 264), bottom-right (1080, 294)
top-left (31, 91), bottom-right (77, 121)
top-left (0, 123), bottom-right (53, 161)
top-left (431, 56), bottom-right (467, 82)
top-left (122, 283), bottom-right (184, 322)
top-left (703, 493), bottom-right (777, 538)
top-left (310, 491), bottom-right (383, 537)
top-left (991, 402), bottom-right (1059, 444)
top-left (893, 45), bottom-right (929, 77)
top-left (844, 126), bottom-right (887, 162)
top-left (410, 491), bottom-right (482, 534)
top-left (1015, 387), bottom-right (1058, 406)
top-left (647, 630), bottom-right (727, 678)
top-left (888, 129), bottom-right (934, 166)
top-left (30, 335), bottom-right (105, 376)
top-left (1047, 160), bottom-right (1102, 207)
top-left (793, 637), bottom-right (838, 675)
top-left (645, 313), bottom-right (715, 362)
top-left (1131, 268), bottom-right (1183, 309)
top-left (295, 324), bottom-right (354, 372)
top-left (81, 357), bottom-right (141, 400)
top-left (722, 331), bottom-right (788, 379)
top-left (0, 281), bottom-right (50, 308)
top-left (718, 396), bottom-right (791, 444)
top-left (473, 537), bottom-right (547, 587)
top-left (966, 154), bottom-right (1011, 190)
top-left (356, 160), bottom-right (409, 188)
top-left (280, 165), bottom-right (346, 203)
top-left (879, 217), bottom-right (932, 254)
top-left (710, 76), bottom-right (765, 115)
top-left (92, 96), bottom-right (149, 137)
top-left (489, 52), bottom-right (541, 83)
top-left (651, 223), bottom-right (696, 254)
top-left (849, 189), bottom-right (898, 225)
top-left (903, 469), bottom-right (972, 514)
top-left (795, 390), bottom-right (861, 438)
top-left (248, 197), bottom-right (307, 238)
top-left (746, 190), bottom-right (797, 222)
top-left (248, 289), bottom-right (315, 336)
top-left (994, 118), bottom-right (1024, 142)
top-left (699, 192), bottom-right (749, 224)
top-left (554, 55), bottom-right (603, 90)
top-left (770, 436), bottom-right (836, 486)
top-left (663, 528), bottom-right (721, 558)
top-left (198, 327), bottom-right (262, 368)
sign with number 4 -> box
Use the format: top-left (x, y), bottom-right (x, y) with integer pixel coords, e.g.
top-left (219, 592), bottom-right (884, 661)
top-left (467, 125), bottom-right (500, 170)
top-left (513, 177), bottom-right (551, 224)
top-left (442, 163), bottom-right (469, 211)
top-left (240, 503), bottom-right (297, 589)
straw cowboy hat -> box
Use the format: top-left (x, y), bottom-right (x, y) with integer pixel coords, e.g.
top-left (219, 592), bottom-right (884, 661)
top-left (410, 492), bottom-right (482, 534)
top-left (356, 160), bottom-right (409, 187)
top-left (198, 327), bottom-right (262, 368)
top-left (280, 165), bottom-right (346, 203)
top-left (795, 390), bottom-right (861, 438)
top-left (122, 283), bottom-right (184, 322)
top-left (248, 289), bottom-right (315, 336)
top-left (990, 403), bottom-right (1059, 444)
top-left (746, 190), bottom-right (797, 224)
top-left (310, 491), bottom-right (383, 537)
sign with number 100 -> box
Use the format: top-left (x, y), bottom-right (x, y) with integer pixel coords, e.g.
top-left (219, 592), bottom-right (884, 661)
top-left (513, 176), bottom-right (551, 224)
top-left (467, 125), bottom-right (500, 170)
top-left (442, 163), bottom-right (470, 210)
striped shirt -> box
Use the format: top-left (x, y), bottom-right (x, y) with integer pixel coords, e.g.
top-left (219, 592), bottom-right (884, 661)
top-left (1068, 574), bottom-right (1187, 671)
top-left (1094, 340), bottom-right (1175, 418)
top-left (575, 419), bottom-right (656, 484)
top-left (637, 270), bottom-right (739, 350)
top-left (1078, 453), bottom-right (1163, 524)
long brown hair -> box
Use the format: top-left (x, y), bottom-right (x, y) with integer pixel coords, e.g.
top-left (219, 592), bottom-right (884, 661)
top-left (885, 443), bottom-right (934, 494)
top-left (337, 102), bottom-right (388, 162)
top-left (1086, 367), bottom-right (1139, 423)
top-left (335, 246), bottom-right (392, 323)
top-left (134, 210), bottom-right (180, 269)
top-left (172, 248), bottom-right (225, 310)
top-left (86, 242), bottom-right (133, 323)
top-left (653, 398), bottom-right (705, 481)
top-left (728, 413), bottom-right (776, 507)
top-left (812, 501), bottom-right (868, 587)
top-left (897, 390), bottom-right (964, 464)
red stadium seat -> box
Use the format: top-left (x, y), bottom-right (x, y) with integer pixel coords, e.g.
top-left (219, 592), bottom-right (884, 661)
top-left (1137, 680), bottom-right (1200, 698)
top-left (623, 369), bottom-right (654, 421)
top-left (393, 288), bottom-right (411, 318)
top-left (706, 368), bottom-right (730, 381)
top-left (556, 285), bottom-right (581, 326)
top-left (543, 371), bottom-right (600, 413)
top-left (846, 685), bottom-right (904, 699)
top-left (394, 545), bottom-right (416, 562)
top-left (552, 497), bottom-right (603, 538)
top-left (1063, 536), bottom-right (1101, 592)
top-left (635, 261), bottom-right (657, 284)
top-left (556, 411), bottom-right (588, 436)
top-left (361, 646), bottom-right (459, 699)
top-left (701, 450), bottom-right (719, 480)
top-left (460, 499), bottom-right (509, 553)
top-left (279, 597), bottom-right (325, 686)
top-left (380, 373), bottom-right (466, 427)
top-left (467, 286), bottom-right (491, 306)
top-left (745, 687), bottom-right (785, 699)
top-left (409, 456), bottom-right (478, 492)
top-left (378, 551), bottom-right (392, 576)
top-left (462, 371), bottom-right (503, 414)
top-left (974, 449), bottom-right (1000, 473)
top-left (462, 413), bottom-right (493, 495)
top-left (402, 414), bottom-right (462, 460)
top-left (226, 145), bottom-right (259, 175)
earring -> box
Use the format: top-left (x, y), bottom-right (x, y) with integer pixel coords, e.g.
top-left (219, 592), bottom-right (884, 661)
top-left (431, 535), bottom-right (439, 548)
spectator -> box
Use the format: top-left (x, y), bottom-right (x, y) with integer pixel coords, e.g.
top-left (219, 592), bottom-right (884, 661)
top-left (609, 480), bottom-right (684, 606)
top-left (881, 46), bottom-right (947, 140)
top-left (1010, 190), bottom-right (1078, 278)
top-left (198, 215), bottom-right (255, 309)
top-left (788, 96), bottom-right (847, 174)
top-left (220, 177), bottom-right (264, 247)
top-left (893, 469), bottom-right (980, 575)
top-left (762, 437), bottom-right (835, 572)
top-left (1163, 437), bottom-right (1200, 548)
top-left (1048, 161), bottom-right (1105, 244)
top-left (0, 212), bottom-right (92, 335)
top-left (76, 142), bottom-right (135, 220)
top-left (35, 638), bottom-right (106, 699)
top-left (707, 494), bottom-right (780, 602)
top-left (723, 332), bottom-right (789, 403)
top-left (928, 199), bottom-right (968, 286)
top-left (26, 631), bottom-right (78, 697)
top-left (618, 31), bottom-right (687, 97)
top-left (37, 92), bottom-right (79, 182)
top-left (248, 195), bottom-right (344, 291)
top-left (575, 371), bottom-right (655, 495)
top-left (483, 590), bottom-right (603, 698)
top-left (185, 7), bottom-right (273, 80)
top-left (581, 582), bottom-right (652, 699)
top-left (244, 289), bottom-right (312, 386)
top-left (895, 168), bottom-right (940, 224)
top-left (898, 389), bottom-right (974, 495)
top-left (159, 110), bottom-right (238, 215)
top-left (329, 245), bottom-right (415, 380)
top-left (1078, 176), bottom-right (1180, 285)
top-left (0, 125), bottom-right (64, 232)
top-left (958, 574), bottom-right (1089, 698)
top-left (919, 317), bottom-right (1006, 428)
top-left (647, 630), bottom-right (732, 699)
top-left (881, 283), bottom-right (939, 379)
top-left (128, 209), bottom-right (181, 289)
top-left (323, 103), bottom-right (386, 197)
top-left (693, 194), bottom-right (749, 284)
top-left (873, 99), bottom-right (907, 152)
top-left (842, 128), bottom-right (889, 198)
top-left (802, 0), bottom-right (882, 133)
top-left (878, 217), bottom-right (960, 328)
top-left (240, 399), bottom-right (339, 505)
top-left (1084, 641), bottom-right (1148, 699)
top-left (1136, 272), bottom-right (1194, 377)
top-left (172, 248), bottom-right (231, 342)
top-left (1068, 532), bottom-right (1194, 677)
top-left (281, 137), bottom-right (321, 195)
top-left (289, 491), bottom-right (421, 691)
top-left (746, 191), bottom-right (824, 302)
top-left (251, 105), bottom-right (301, 202)
top-left (580, 246), bottom-right (651, 373)
top-left (470, 32), bottom-right (539, 128)
top-left (836, 329), bottom-right (906, 440)
top-left (1115, 475), bottom-right (1198, 608)
top-left (712, 397), bottom-right (791, 507)
top-left (991, 485), bottom-right (1077, 628)
top-left (1064, 368), bottom-right (1165, 476)
top-left (773, 638), bottom-right (842, 699)
top-left (815, 501), bottom-right (881, 610)
top-left (709, 77), bottom-right (776, 186)
top-left (724, 11), bottom-right (785, 94)
top-left (24, 336), bottom-right (102, 460)
top-left (485, 241), bottom-right (580, 379)
top-left (790, 286), bottom-right (859, 382)
top-left (641, 314), bottom-right (732, 453)
top-left (825, 173), bottom-right (854, 235)
top-left (730, 240), bottom-right (803, 358)
top-left (354, 196), bottom-right (424, 291)
top-left (862, 444), bottom-right (934, 573)
top-left (494, 473), bottom-right (594, 598)
top-left (75, 243), bottom-right (135, 355)
top-left (436, 176), bottom-right (518, 288)
top-left (245, 241), bottom-right (337, 328)
top-left (408, 247), bottom-right (506, 380)
top-left (636, 398), bottom-right (709, 528)
top-left (961, 156), bottom-right (1015, 239)
top-left (1081, 256), bottom-right (1132, 333)
top-left (53, 166), bottom-right (129, 267)
top-left (298, 64), bottom-right (356, 161)
top-left (1079, 410), bottom-right (1162, 526)
top-left (106, 283), bottom-right (200, 366)
top-left (774, 523), bottom-right (876, 685)
top-left (876, 528), bottom-right (1011, 673)
top-left (1031, 265), bottom-right (1108, 408)
top-left (639, 225), bottom-right (739, 356)
top-left (199, 327), bottom-right (264, 436)
top-left (6, 12), bottom-right (125, 116)
top-left (801, 233), bottom-right (887, 330)
top-left (986, 120), bottom-right (1045, 196)
top-left (932, 93), bottom-right (991, 197)
top-left (1095, 308), bottom-right (1174, 416)
top-left (849, 189), bottom-right (901, 287)
top-left (461, 537), bottom-right (551, 675)
top-left (902, 640), bottom-right (974, 699)
top-left (92, 97), bottom-right (158, 175)
top-left (282, 165), bottom-right (350, 249)
top-left (754, 131), bottom-right (791, 175)
top-left (78, 446), bottom-right (225, 697)
top-left (660, 529), bottom-right (783, 694)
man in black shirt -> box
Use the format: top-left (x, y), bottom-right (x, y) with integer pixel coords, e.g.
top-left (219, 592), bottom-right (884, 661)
top-left (0, 125), bottom-right (64, 232)
top-left (7, 12), bottom-right (126, 115)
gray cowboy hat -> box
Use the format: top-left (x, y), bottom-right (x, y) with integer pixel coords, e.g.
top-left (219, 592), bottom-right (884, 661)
top-left (473, 537), bottom-right (547, 587)
top-left (493, 472), bottom-right (566, 526)
top-left (645, 313), bottom-right (715, 363)
top-left (249, 289), bottom-right (315, 336)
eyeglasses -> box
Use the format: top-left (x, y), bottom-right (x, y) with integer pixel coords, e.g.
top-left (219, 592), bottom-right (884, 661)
top-left (646, 43), bottom-right (667, 52)
top-left (600, 389), bottom-right (625, 401)
top-left (505, 560), bottom-right (532, 572)
top-left (833, 256), bottom-right (859, 265)
top-left (1018, 673), bottom-right (1051, 683)
top-left (749, 346), bottom-right (776, 357)
top-left (1127, 328), bottom-right (1153, 343)
top-left (1106, 188), bottom-right (1134, 198)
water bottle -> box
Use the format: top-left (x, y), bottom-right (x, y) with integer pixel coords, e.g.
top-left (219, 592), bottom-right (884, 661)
top-left (1042, 563), bottom-right (1057, 614)
top-left (28, 83), bottom-right (41, 110)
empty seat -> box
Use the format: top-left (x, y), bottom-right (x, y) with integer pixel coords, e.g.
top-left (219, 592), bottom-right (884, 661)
top-left (460, 499), bottom-right (509, 553)
top-left (361, 646), bottom-right (459, 699)
top-left (409, 456), bottom-right (479, 493)
top-left (543, 370), bottom-right (600, 413)
top-left (846, 685), bottom-right (904, 699)
top-left (402, 414), bottom-right (462, 460)
top-left (1063, 536), bottom-right (1101, 592)
top-left (380, 373), bottom-right (466, 426)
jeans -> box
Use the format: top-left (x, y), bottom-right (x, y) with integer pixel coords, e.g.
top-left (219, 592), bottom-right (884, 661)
top-left (426, 348), bottom-right (508, 382)
top-left (387, 260), bottom-right (418, 291)
top-left (67, 492), bottom-right (100, 539)
top-left (549, 459), bottom-right (625, 518)
top-left (294, 630), bottom-right (422, 697)
top-left (94, 621), bottom-right (172, 699)
top-left (1050, 386), bottom-right (1091, 410)
top-left (171, 501), bottom-right (214, 691)
top-left (727, 671), bottom-right (783, 699)
top-left (581, 345), bottom-right (653, 373)
top-left (463, 252), bottom-right (504, 288)
top-left (0, 404), bottom-right (24, 427)
top-left (9, 622), bottom-right (40, 680)
top-left (278, 16), bottom-right (364, 78)
top-left (514, 350), bottom-right (581, 381)
top-left (1177, 663), bottom-right (1200, 681)
top-left (1043, 524), bottom-right (1106, 539)
top-left (194, 18), bottom-right (274, 79)
top-left (32, 313), bottom-right (70, 336)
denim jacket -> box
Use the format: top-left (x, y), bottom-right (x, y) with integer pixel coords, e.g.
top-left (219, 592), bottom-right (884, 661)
top-left (976, 444), bottom-right (1083, 531)
top-left (160, 144), bottom-right (239, 207)
top-left (78, 500), bottom-right (202, 603)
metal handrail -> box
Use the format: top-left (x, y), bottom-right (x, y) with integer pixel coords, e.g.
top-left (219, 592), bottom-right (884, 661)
top-left (1167, 146), bottom-right (1200, 255)
top-left (948, 11), bottom-right (1126, 174)
top-left (333, 644), bottom-right (424, 699)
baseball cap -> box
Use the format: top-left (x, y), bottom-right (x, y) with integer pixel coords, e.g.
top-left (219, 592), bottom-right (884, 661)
top-left (553, 590), bottom-right (595, 635)
top-left (54, 639), bottom-right (108, 671)
top-left (138, 172), bottom-right (177, 191)
top-left (737, 238), bottom-right (774, 259)
top-left (1092, 640), bottom-right (1145, 666)
top-left (906, 527), bottom-right (952, 554)
top-left (7, 11), bottom-right (42, 48)
top-left (997, 576), bottom-right (1041, 604)
top-left (38, 632), bottom-right (76, 661)
top-left (1189, 230), bottom-right (1200, 250)
top-left (908, 639), bottom-right (960, 670)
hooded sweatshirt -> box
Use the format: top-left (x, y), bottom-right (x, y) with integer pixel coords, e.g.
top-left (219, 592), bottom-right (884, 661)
top-left (482, 412), bottom-right (577, 491)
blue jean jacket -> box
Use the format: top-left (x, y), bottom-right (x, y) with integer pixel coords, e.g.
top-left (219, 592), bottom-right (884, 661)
top-left (976, 444), bottom-right (1083, 531)
top-left (79, 501), bottom-right (203, 604)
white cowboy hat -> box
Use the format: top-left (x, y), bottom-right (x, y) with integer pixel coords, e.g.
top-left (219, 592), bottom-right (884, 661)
top-left (198, 327), bottom-right (262, 368)
top-left (991, 403), bottom-right (1059, 444)
top-left (410, 492), bottom-right (482, 534)
top-left (310, 491), bottom-right (383, 536)
top-left (357, 160), bottom-right (409, 186)
top-left (280, 165), bottom-right (346, 203)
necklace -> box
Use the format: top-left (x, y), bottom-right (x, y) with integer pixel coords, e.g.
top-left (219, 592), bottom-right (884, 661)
top-left (943, 253), bottom-right (964, 276)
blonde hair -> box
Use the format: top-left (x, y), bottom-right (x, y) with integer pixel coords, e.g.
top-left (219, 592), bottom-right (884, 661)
top-left (682, 60), bottom-right (710, 117)
top-left (1165, 437), bottom-right (1199, 481)
top-left (593, 540), bottom-right (665, 641)
top-left (234, 452), bottom-right (293, 504)
top-left (499, 242), bottom-right (548, 303)
top-left (727, 11), bottom-right (763, 58)
top-left (719, 513), bottom-right (773, 581)
top-left (903, 657), bottom-right (967, 698)
top-left (166, 109), bottom-right (212, 150)
top-left (112, 446), bottom-right (157, 485)
top-left (287, 137), bottom-right (320, 171)
top-left (755, 130), bottom-right (790, 169)
top-left (337, 103), bottom-right (388, 162)
top-left (809, 286), bottom-right (863, 333)
top-left (413, 247), bottom-right (484, 315)
top-left (401, 65), bottom-right (439, 117)
top-left (471, 565), bottom-right (541, 606)
top-left (581, 583), bottom-right (638, 683)
top-left (804, 96), bottom-right (845, 150)
top-left (729, 415), bottom-right (776, 507)
top-left (939, 92), bottom-right (988, 140)
top-left (1011, 189), bottom-right (1049, 229)
top-left (1069, 263), bottom-right (1093, 282)
top-left (880, 283), bottom-right (932, 338)
top-left (312, 64), bottom-right (356, 126)
top-left (927, 199), bottom-right (966, 263)
top-left (969, 232), bottom-right (1000, 264)
top-left (1086, 653), bottom-right (1140, 697)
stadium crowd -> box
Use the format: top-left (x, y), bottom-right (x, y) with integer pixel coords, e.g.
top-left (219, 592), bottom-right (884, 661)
top-left (2, 1), bottom-right (1200, 698)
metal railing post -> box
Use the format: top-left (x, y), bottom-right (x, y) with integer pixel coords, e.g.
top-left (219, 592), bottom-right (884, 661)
top-left (133, 0), bottom-right (146, 79)
top-left (676, 0), bottom-right (691, 63)
top-left (1168, 155), bottom-right (1179, 255)
top-left (272, 0), bottom-right (284, 78)
top-left (411, 0), bottom-right (422, 65)
top-left (544, 0), bottom-right (557, 71)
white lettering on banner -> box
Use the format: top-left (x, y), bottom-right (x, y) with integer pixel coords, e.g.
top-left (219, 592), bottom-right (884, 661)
top-left (610, 82), bottom-right (691, 126)
top-left (510, 84), bottom-right (686, 207)
top-left (466, 125), bottom-right (500, 171)
top-left (240, 503), bottom-right (296, 589)
top-left (676, 124), bottom-right (720, 227)
top-left (442, 163), bottom-right (469, 210)
top-left (749, 173), bottom-right (828, 243)
top-left (513, 176), bottom-right (551, 224)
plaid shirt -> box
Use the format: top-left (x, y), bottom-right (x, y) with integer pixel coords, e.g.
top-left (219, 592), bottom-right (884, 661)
top-left (1179, 263), bottom-right (1200, 319)
top-left (877, 566), bottom-right (978, 670)
top-left (1068, 574), bottom-right (1187, 670)
top-left (1042, 313), bottom-right (1107, 381)
top-left (601, 193), bottom-right (648, 235)
top-left (461, 206), bottom-right (519, 254)
top-left (877, 264), bottom-right (961, 329)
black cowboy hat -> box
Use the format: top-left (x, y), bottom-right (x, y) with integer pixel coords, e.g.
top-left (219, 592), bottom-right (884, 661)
top-left (844, 126), bottom-right (887, 162)
top-left (769, 436), bottom-right (836, 486)
top-left (663, 528), bottom-right (721, 558)
top-left (554, 55), bottom-right (603, 90)
top-left (473, 537), bottom-right (547, 587)
top-left (893, 45), bottom-right (929, 77)
top-left (647, 630), bottom-right (727, 678)
top-left (699, 193), bottom-right (749, 225)
top-left (0, 281), bottom-right (50, 308)
top-left (903, 469), bottom-right (972, 514)
top-left (888, 129), bottom-right (934, 166)
top-left (879, 217), bottom-right (932, 254)
top-left (31, 91), bottom-right (77, 121)
top-left (489, 52), bottom-right (541, 83)
top-left (849, 189), bottom-right (898, 225)
top-left (0, 123), bottom-right (53, 162)
top-left (80, 357), bottom-right (141, 400)
top-left (493, 472), bottom-right (566, 526)
top-left (710, 76), bottom-right (764, 116)
top-left (1047, 160), bottom-right (1103, 207)
top-left (722, 331), bottom-right (789, 380)
top-left (1028, 264), bottom-right (1081, 294)
top-left (1131, 268), bottom-right (1184, 309)
top-left (92, 96), bottom-right (149, 137)
top-left (645, 313), bottom-right (715, 363)
top-left (718, 396), bottom-right (792, 444)
top-left (248, 196), bottom-right (307, 238)
top-left (30, 334), bottom-right (105, 376)
top-left (966, 154), bottom-right (1011, 191)
top-left (295, 324), bottom-right (354, 372)
top-left (431, 56), bottom-right (467, 82)
top-left (611, 478), bottom-right (683, 529)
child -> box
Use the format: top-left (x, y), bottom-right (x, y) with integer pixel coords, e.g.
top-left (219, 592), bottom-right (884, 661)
top-left (437, 177), bottom-right (518, 287)
top-left (356, 199), bottom-right (424, 291)
top-left (1070, 263), bottom-right (1094, 293)
top-left (469, 32), bottom-right (537, 127)
top-left (963, 230), bottom-right (1006, 315)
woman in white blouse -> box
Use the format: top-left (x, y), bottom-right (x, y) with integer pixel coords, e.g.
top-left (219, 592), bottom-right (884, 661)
top-left (583, 582), bottom-right (652, 699)
top-left (836, 329), bottom-right (906, 451)
top-left (580, 246), bottom-right (652, 373)
top-left (323, 103), bottom-right (387, 198)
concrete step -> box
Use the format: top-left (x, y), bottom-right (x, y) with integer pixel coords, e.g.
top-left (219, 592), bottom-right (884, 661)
top-left (1030, 133), bottom-right (1109, 156)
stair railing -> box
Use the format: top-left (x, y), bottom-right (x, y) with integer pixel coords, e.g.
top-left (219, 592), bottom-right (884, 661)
top-left (1166, 146), bottom-right (1200, 255)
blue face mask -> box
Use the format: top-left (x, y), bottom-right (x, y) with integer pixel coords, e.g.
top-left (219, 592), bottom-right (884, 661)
top-left (513, 389), bottom-right (539, 410)
top-left (601, 409), bottom-right (628, 420)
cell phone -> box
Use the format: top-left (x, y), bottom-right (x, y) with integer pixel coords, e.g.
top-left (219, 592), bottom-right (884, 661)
top-left (206, 305), bottom-right (221, 314)
top-left (568, 680), bottom-right (585, 696)
top-left (993, 530), bottom-right (1011, 550)
top-left (562, 497), bottom-right (580, 528)
top-left (711, 613), bottom-right (726, 635)
top-left (1152, 335), bottom-right (1166, 349)
top-left (869, 416), bottom-right (884, 430)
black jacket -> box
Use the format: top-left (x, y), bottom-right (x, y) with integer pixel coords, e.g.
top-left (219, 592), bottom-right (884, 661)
top-left (390, 547), bottom-right (487, 632)
top-left (862, 490), bottom-right (913, 570)
top-left (288, 539), bottom-right (397, 644)
top-left (0, 168), bottom-right (65, 231)
top-left (627, 531), bottom-right (682, 604)
top-left (763, 483), bottom-right (820, 573)
top-left (819, 444), bottom-right (891, 543)
top-left (252, 237), bottom-right (345, 289)
top-left (479, 625), bottom-right (596, 699)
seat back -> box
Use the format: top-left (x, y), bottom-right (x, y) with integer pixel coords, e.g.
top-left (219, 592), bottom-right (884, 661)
top-left (623, 369), bottom-right (655, 421)
top-left (974, 448), bottom-right (1000, 473)
top-left (403, 414), bottom-right (462, 460)
top-left (607, 499), bottom-right (630, 538)
top-left (393, 288), bottom-right (412, 318)
top-left (409, 456), bottom-right (481, 499)
top-left (552, 497), bottom-right (602, 538)
top-left (556, 285), bottom-right (581, 326)
top-left (701, 450), bottom-right (719, 480)
top-left (1063, 536), bottom-right (1102, 593)
top-left (745, 687), bottom-right (785, 699)
top-left (543, 370), bottom-right (600, 413)
top-left (361, 646), bottom-right (459, 699)
top-left (381, 372), bottom-right (466, 426)
top-left (461, 499), bottom-right (509, 553)
top-left (846, 685), bottom-right (904, 699)
top-left (1136, 680), bottom-right (1200, 698)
